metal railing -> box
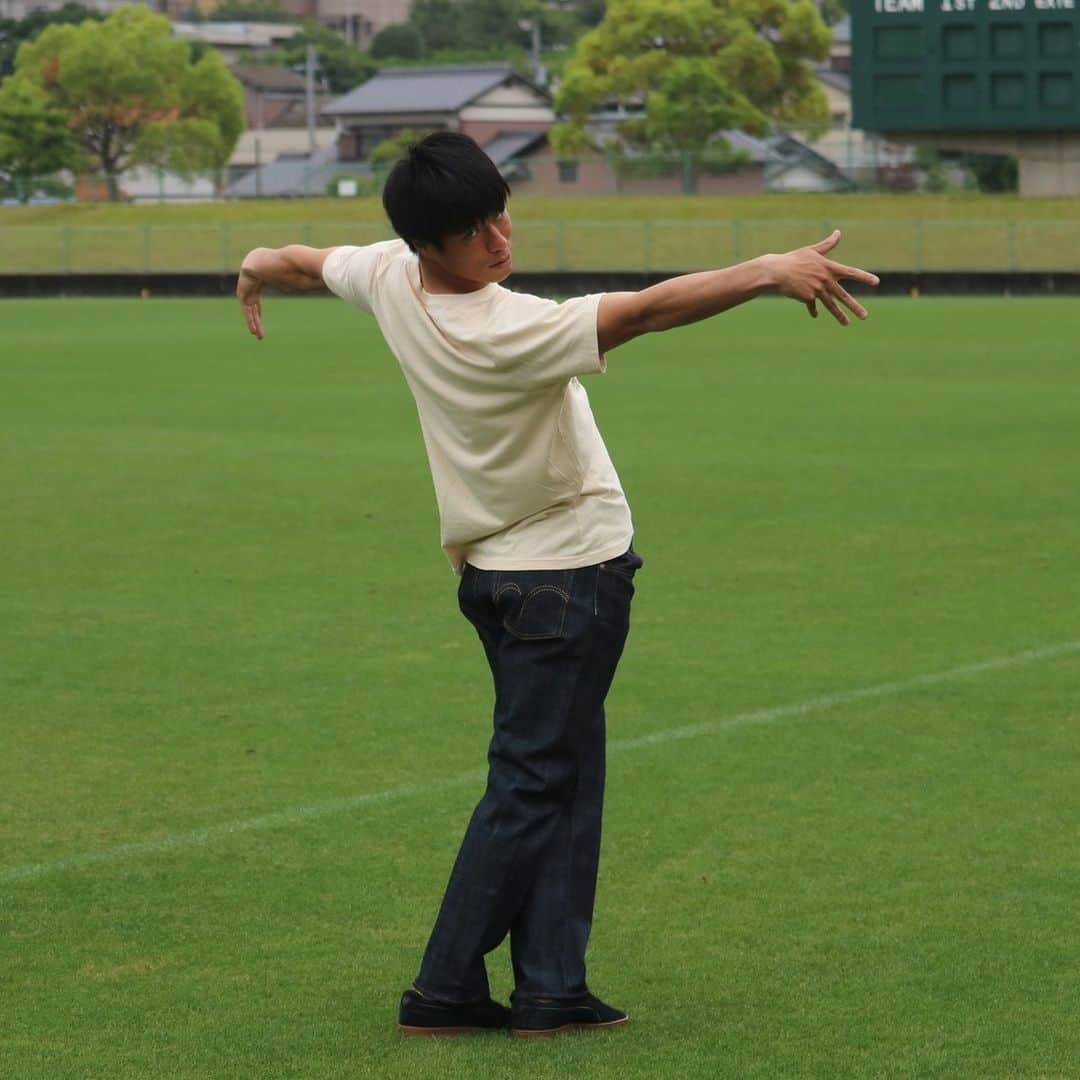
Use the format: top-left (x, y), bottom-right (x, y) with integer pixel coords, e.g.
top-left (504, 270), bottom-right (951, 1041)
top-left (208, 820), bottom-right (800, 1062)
top-left (2, 219), bottom-right (1078, 275)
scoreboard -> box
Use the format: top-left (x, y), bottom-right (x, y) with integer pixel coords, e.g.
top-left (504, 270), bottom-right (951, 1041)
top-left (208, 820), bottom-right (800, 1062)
top-left (851, 0), bottom-right (1080, 131)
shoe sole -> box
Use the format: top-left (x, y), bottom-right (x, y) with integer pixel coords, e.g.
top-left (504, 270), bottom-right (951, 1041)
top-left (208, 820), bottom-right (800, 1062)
top-left (511, 1017), bottom-right (629, 1039)
top-left (398, 1024), bottom-right (507, 1037)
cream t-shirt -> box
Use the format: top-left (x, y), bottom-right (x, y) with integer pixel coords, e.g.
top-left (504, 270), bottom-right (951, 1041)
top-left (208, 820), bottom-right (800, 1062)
top-left (322, 239), bottom-right (633, 573)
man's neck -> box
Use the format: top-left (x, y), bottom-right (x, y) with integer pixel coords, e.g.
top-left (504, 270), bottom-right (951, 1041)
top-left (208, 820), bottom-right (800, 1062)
top-left (418, 255), bottom-right (488, 295)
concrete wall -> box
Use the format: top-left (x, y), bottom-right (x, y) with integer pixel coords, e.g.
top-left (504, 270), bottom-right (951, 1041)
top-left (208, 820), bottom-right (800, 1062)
top-left (894, 132), bottom-right (1080, 196)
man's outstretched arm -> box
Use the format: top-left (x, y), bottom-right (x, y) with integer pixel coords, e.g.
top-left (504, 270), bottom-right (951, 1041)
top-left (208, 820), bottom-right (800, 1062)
top-left (596, 230), bottom-right (880, 354)
top-left (237, 245), bottom-right (337, 340)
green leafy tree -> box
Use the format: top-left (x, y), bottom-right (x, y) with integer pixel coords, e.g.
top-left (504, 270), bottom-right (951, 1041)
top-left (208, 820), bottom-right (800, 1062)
top-left (548, 119), bottom-right (591, 159)
top-left (460, 0), bottom-right (527, 49)
top-left (267, 21), bottom-right (376, 94)
top-left (207, 0), bottom-right (292, 22)
top-left (967, 152), bottom-right (1018, 194)
top-left (369, 127), bottom-right (429, 172)
top-left (371, 23), bottom-right (426, 60)
top-left (405, 0), bottom-right (591, 65)
top-left (10, 5), bottom-right (243, 200)
top-left (0, 2), bottom-right (102, 79)
top-left (821, 0), bottom-right (849, 25)
top-left (555, 0), bottom-right (832, 192)
top-left (0, 79), bottom-right (80, 201)
top-left (408, 0), bottom-right (463, 52)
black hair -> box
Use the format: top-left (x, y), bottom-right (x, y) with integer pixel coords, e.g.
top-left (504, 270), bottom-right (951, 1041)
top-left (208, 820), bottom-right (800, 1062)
top-left (381, 131), bottom-right (511, 253)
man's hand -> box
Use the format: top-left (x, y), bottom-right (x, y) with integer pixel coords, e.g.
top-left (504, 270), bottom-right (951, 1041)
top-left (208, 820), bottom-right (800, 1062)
top-left (765, 230), bottom-right (879, 326)
top-left (236, 245), bottom-right (337, 341)
top-left (596, 229), bottom-right (879, 353)
top-left (237, 263), bottom-right (264, 340)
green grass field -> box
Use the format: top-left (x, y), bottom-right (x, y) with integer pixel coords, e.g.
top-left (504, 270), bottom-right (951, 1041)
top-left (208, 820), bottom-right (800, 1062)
top-left (2, 296), bottom-right (1079, 1078)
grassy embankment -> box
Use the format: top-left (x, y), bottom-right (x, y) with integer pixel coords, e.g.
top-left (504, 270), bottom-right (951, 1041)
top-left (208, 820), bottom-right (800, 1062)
top-left (1, 194), bottom-right (1076, 273)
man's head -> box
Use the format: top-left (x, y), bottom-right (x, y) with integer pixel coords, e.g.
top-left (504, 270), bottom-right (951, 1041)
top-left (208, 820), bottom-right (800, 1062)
top-left (382, 131), bottom-right (513, 292)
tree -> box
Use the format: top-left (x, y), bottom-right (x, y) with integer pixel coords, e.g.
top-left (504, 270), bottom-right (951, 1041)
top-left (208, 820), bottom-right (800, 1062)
top-left (0, 79), bottom-right (80, 201)
top-left (408, 0), bottom-right (463, 52)
top-left (821, 0), bottom-right (849, 25)
top-left (9, 5), bottom-right (244, 200)
top-left (407, 0), bottom-right (530, 54)
top-left (554, 0), bottom-right (832, 192)
top-left (369, 127), bottom-right (429, 172)
top-left (207, 0), bottom-right (291, 20)
top-left (371, 23), bottom-right (426, 61)
top-left (967, 152), bottom-right (1018, 194)
top-left (0, 2), bottom-right (102, 80)
top-left (460, 0), bottom-right (527, 49)
top-left (267, 21), bottom-right (376, 94)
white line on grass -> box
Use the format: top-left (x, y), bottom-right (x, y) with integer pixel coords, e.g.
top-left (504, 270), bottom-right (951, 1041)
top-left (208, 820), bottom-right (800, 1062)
top-left (3, 638), bottom-right (1078, 886)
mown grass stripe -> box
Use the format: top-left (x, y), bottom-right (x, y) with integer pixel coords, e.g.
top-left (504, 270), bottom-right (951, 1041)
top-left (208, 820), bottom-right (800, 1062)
top-left (4, 638), bottom-right (1076, 888)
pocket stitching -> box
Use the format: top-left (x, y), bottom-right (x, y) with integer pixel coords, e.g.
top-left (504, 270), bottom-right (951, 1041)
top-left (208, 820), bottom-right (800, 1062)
top-left (499, 583), bottom-right (570, 640)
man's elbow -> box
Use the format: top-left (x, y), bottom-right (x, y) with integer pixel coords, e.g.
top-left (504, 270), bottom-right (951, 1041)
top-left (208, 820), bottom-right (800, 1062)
top-left (597, 292), bottom-right (655, 353)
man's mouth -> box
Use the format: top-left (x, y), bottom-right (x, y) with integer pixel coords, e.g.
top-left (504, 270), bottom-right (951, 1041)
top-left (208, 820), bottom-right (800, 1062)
top-left (490, 253), bottom-right (511, 268)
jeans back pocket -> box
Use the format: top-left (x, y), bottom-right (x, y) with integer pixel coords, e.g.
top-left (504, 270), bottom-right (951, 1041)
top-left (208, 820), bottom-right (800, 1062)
top-left (495, 571), bottom-right (573, 640)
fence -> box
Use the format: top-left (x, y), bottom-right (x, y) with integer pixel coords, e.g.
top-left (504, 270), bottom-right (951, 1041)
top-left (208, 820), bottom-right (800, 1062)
top-left (2, 219), bottom-right (1079, 275)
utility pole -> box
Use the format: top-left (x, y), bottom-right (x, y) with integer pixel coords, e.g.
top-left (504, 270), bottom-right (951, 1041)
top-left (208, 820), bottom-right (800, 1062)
top-left (306, 43), bottom-right (316, 155)
top-left (518, 18), bottom-right (546, 87)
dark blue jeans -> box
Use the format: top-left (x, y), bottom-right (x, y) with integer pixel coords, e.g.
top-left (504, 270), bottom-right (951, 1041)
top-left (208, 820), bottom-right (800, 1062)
top-left (415, 546), bottom-right (643, 1005)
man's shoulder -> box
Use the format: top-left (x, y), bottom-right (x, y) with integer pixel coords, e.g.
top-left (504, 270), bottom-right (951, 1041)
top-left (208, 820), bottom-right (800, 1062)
top-left (324, 238), bottom-right (413, 310)
top-left (492, 288), bottom-right (601, 323)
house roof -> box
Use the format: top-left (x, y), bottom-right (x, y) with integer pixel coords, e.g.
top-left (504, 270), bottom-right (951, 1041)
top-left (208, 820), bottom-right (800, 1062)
top-left (324, 64), bottom-right (547, 117)
top-left (765, 133), bottom-right (857, 191)
top-left (227, 143), bottom-right (359, 198)
top-left (233, 64), bottom-right (309, 93)
top-left (482, 130), bottom-right (548, 167)
top-left (715, 129), bottom-right (780, 165)
top-left (266, 98), bottom-right (337, 128)
top-left (816, 68), bottom-right (852, 96)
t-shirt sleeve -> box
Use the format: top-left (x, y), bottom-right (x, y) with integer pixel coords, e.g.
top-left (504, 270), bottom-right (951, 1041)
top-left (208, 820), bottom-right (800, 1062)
top-left (322, 242), bottom-right (398, 313)
top-left (495, 291), bottom-right (606, 387)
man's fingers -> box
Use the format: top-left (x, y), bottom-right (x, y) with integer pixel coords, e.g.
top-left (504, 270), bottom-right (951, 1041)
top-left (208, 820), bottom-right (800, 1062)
top-left (811, 229), bottom-right (842, 255)
top-left (806, 299), bottom-right (818, 319)
top-left (831, 283), bottom-right (868, 321)
top-left (820, 292), bottom-right (849, 326)
top-left (827, 260), bottom-right (880, 287)
top-left (244, 302), bottom-right (263, 340)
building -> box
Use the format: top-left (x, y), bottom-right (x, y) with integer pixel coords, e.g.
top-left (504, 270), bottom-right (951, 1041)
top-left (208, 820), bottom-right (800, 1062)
top-left (323, 63), bottom-right (555, 162)
top-left (303, 0), bottom-right (409, 50)
top-left (232, 62), bottom-right (334, 131)
top-left (171, 21), bottom-right (304, 64)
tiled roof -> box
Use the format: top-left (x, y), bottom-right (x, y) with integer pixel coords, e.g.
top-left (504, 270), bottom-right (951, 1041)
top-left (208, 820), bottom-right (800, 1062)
top-left (324, 64), bottom-right (545, 117)
top-left (233, 64), bottom-right (308, 93)
top-left (482, 130), bottom-right (547, 166)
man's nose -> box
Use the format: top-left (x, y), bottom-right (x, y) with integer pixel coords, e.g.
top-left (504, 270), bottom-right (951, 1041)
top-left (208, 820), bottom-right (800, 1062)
top-left (484, 222), bottom-right (508, 250)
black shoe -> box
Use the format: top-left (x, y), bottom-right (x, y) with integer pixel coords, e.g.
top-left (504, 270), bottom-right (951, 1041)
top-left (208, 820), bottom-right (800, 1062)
top-left (510, 993), bottom-right (629, 1039)
top-left (397, 988), bottom-right (512, 1037)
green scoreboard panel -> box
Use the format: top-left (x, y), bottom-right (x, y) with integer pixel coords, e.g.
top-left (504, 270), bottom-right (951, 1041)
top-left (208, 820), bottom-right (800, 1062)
top-left (852, 0), bottom-right (1080, 131)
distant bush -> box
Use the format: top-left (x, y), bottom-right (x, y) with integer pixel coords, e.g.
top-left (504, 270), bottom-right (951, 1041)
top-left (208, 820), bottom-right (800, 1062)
top-left (370, 23), bottom-right (424, 61)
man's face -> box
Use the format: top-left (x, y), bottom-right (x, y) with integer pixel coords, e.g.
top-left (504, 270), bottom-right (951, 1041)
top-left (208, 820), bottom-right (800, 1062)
top-left (417, 210), bottom-right (513, 294)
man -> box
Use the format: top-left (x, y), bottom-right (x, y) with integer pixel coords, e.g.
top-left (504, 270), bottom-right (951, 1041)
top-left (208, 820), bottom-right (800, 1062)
top-left (237, 132), bottom-right (878, 1039)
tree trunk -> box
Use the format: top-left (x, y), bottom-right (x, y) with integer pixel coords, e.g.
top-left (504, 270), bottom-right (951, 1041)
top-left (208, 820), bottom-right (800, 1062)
top-left (680, 150), bottom-right (698, 195)
top-left (106, 170), bottom-right (120, 201)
